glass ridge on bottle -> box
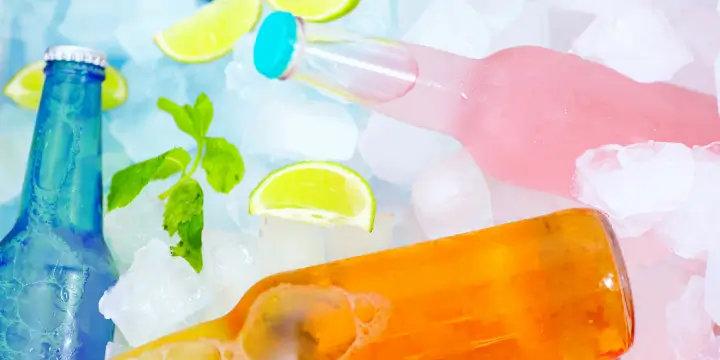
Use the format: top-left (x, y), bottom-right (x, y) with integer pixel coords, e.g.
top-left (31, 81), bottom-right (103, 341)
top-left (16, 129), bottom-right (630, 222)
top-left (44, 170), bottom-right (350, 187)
top-left (0, 46), bottom-right (117, 359)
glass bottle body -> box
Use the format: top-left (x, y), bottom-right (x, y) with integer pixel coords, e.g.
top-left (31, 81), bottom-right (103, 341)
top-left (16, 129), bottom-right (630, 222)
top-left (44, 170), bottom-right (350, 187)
top-left (0, 56), bottom-right (117, 359)
top-left (116, 209), bottom-right (634, 360)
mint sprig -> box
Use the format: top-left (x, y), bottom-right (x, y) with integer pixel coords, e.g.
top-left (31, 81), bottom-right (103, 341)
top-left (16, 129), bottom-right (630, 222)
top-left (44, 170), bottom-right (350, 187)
top-left (107, 93), bottom-right (246, 273)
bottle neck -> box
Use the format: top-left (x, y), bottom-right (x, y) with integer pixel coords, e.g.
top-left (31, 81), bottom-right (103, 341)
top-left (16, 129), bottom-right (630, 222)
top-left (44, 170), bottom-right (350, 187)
top-left (282, 20), bottom-right (419, 105)
top-left (17, 61), bottom-right (105, 234)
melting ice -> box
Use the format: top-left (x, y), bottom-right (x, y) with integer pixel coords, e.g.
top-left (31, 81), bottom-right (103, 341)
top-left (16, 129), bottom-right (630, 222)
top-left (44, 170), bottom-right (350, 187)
top-left (1, 0), bottom-right (720, 359)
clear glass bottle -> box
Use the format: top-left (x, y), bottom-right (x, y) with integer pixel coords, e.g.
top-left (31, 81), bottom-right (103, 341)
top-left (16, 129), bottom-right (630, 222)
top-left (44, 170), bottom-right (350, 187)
top-left (0, 46), bottom-right (118, 359)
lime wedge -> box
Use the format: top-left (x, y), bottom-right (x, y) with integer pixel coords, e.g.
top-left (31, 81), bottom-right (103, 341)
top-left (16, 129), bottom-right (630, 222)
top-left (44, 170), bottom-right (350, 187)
top-left (267, 0), bottom-right (359, 22)
top-left (154, 0), bottom-right (262, 64)
top-left (249, 161), bottom-right (376, 232)
top-left (2, 61), bottom-right (128, 111)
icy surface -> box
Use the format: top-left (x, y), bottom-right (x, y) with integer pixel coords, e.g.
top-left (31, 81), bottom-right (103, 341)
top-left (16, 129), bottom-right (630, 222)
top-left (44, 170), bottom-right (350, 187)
top-left (412, 149), bottom-right (493, 239)
top-left (0, 104), bottom-right (35, 203)
top-left (401, 0), bottom-right (491, 59)
top-left (99, 239), bottom-right (212, 347)
top-left (358, 113), bottom-right (461, 185)
top-left (104, 181), bottom-right (176, 272)
top-left (574, 142), bottom-right (695, 237)
top-left (2, 0), bottom-right (720, 358)
top-left (572, 6), bottom-right (694, 83)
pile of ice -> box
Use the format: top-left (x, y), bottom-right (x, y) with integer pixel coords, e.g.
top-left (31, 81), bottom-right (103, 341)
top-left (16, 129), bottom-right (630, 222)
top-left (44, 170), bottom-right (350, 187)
top-left (573, 141), bottom-right (720, 359)
top-left (2, 0), bottom-right (720, 358)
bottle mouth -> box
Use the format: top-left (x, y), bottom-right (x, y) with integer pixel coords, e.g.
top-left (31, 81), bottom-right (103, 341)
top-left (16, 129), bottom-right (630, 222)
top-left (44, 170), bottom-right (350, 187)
top-left (44, 45), bottom-right (108, 68)
top-left (253, 11), bottom-right (302, 80)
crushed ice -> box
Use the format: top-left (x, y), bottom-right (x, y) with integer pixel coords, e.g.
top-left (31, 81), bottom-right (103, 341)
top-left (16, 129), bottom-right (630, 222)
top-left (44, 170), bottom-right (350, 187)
top-left (1, 0), bottom-right (720, 358)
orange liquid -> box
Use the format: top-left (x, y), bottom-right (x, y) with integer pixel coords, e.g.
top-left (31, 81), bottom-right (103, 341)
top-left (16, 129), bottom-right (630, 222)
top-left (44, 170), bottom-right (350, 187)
top-left (115, 209), bottom-right (634, 360)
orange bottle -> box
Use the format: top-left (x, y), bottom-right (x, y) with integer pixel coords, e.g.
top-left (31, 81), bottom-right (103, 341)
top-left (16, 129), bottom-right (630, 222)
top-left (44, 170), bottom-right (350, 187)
top-left (115, 208), bottom-right (634, 360)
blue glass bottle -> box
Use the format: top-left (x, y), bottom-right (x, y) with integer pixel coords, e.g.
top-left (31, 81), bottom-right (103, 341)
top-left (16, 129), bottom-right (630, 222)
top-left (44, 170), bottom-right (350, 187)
top-left (0, 46), bottom-right (117, 359)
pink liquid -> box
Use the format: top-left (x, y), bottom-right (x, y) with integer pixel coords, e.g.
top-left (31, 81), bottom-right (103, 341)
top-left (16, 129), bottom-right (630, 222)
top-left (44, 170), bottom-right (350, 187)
top-left (369, 45), bottom-right (720, 197)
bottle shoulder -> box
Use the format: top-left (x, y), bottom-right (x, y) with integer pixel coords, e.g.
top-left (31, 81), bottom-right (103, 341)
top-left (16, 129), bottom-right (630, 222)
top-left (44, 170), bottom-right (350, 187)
top-left (0, 223), bottom-right (114, 270)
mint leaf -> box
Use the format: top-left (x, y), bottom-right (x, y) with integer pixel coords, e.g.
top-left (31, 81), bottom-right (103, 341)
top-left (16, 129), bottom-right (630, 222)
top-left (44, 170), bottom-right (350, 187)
top-left (155, 148), bottom-right (192, 179)
top-left (162, 178), bottom-right (203, 237)
top-left (107, 148), bottom-right (191, 212)
top-left (171, 212), bottom-right (204, 273)
top-left (201, 137), bottom-right (245, 194)
top-left (193, 93), bottom-right (213, 137)
top-left (158, 97), bottom-right (199, 142)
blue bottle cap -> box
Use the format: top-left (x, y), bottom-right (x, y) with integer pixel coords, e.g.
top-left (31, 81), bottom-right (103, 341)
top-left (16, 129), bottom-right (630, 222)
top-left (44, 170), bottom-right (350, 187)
top-left (254, 11), bottom-right (299, 80)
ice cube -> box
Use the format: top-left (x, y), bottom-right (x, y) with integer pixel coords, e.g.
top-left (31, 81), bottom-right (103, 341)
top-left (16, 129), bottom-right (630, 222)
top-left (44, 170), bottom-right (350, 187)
top-left (102, 151), bottom-right (133, 188)
top-left (715, 54), bottom-right (720, 106)
top-left (671, 61), bottom-right (716, 96)
top-left (573, 142), bottom-right (695, 237)
top-left (540, 0), bottom-right (644, 16)
top-left (401, 0), bottom-right (491, 59)
top-left (396, 0), bottom-right (431, 37)
top-left (485, 175), bottom-right (585, 226)
top-left (370, 178), bottom-right (411, 214)
top-left (0, 104), bottom-right (34, 203)
top-left (194, 169), bottom-right (242, 233)
top-left (654, 143), bottom-right (720, 259)
top-left (391, 206), bottom-right (429, 248)
top-left (14, 1), bottom-right (58, 62)
top-left (108, 61), bottom-right (195, 162)
top-left (334, 0), bottom-right (395, 37)
top-left (358, 113), bottom-right (461, 186)
top-left (489, 2), bottom-right (551, 53)
top-left (469, 0), bottom-right (525, 34)
top-left (619, 233), bottom-right (674, 268)
top-left (623, 259), bottom-right (694, 360)
top-left (58, 0), bottom-right (127, 58)
top-left (695, 337), bottom-right (720, 360)
top-left (411, 149), bottom-right (493, 239)
top-left (114, 0), bottom-right (197, 66)
top-left (0, 199), bottom-right (19, 239)
top-left (341, 150), bottom-right (374, 181)
top-left (256, 217), bottom-right (327, 276)
top-left (666, 276), bottom-right (715, 360)
top-left (240, 99), bottom-right (359, 161)
top-left (104, 180), bottom-right (177, 272)
top-left (547, 9), bottom-right (594, 52)
top-left (107, 105), bottom-right (195, 164)
top-left (704, 245), bottom-right (720, 325)
top-left (226, 156), bottom-right (272, 235)
top-left (199, 229), bottom-right (260, 321)
top-left (99, 239), bottom-right (212, 347)
top-left (659, 0), bottom-right (720, 66)
top-left (572, 7), bottom-right (694, 83)
top-left (324, 213), bottom-right (396, 262)
top-left (105, 341), bottom-right (131, 360)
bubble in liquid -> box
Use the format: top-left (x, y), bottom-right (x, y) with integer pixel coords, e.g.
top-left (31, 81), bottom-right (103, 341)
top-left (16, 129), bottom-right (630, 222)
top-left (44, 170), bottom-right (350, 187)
top-left (239, 284), bottom-right (392, 360)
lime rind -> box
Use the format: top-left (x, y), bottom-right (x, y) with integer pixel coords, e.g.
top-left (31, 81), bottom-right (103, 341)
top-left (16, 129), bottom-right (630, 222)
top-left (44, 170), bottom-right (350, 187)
top-left (266, 0), bottom-right (360, 23)
top-left (249, 161), bottom-right (376, 232)
top-left (153, 0), bottom-right (263, 64)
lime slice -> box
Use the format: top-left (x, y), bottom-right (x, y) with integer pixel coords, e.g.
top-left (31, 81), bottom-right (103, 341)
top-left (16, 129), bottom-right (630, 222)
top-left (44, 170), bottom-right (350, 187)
top-left (154, 0), bottom-right (262, 63)
top-left (249, 161), bottom-right (376, 231)
top-left (267, 0), bottom-right (360, 22)
top-left (3, 60), bottom-right (128, 111)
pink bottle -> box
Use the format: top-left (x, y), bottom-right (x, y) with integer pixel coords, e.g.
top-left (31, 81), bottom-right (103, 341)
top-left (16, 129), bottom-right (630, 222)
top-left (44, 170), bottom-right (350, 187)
top-left (253, 11), bottom-right (720, 197)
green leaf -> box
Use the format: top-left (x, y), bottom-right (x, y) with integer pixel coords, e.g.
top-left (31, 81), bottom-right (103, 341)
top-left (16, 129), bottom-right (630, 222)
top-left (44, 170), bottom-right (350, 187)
top-left (107, 148), bottom-right (191, 212)
top-left (201, 137), bottom-right (245, 194)
top-left (155, 148), bottom-right (192, 179)
top-left (171, 212), bottom-right (204, 273)
top-left (162, 178), bottom-right (203, 237)
top-left (193, 93), bottom-right (214, 137)
top-left (158, 97), bottom-right (199, 142)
